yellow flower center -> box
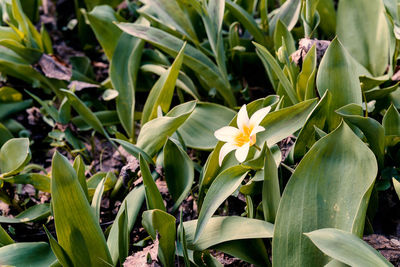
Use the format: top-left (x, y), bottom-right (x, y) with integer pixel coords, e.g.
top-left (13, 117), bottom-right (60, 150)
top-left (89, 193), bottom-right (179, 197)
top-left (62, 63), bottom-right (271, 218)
top-left (234, 124), bottom-right (256, 147)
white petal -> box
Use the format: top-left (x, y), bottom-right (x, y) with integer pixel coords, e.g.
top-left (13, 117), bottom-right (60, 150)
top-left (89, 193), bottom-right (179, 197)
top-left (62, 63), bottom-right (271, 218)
top-left (249, 106), bottom-right (271, 127)
top-left (236, 104), bottom-right (249, 131)
top-left (235, 142), bottom-right (250, 163)
top-left (250, 125), bottom-right (265, 136)
top-left (214, 126), bottom-right (240, 142)
top-left (219, 143), bottom-right (237, 166)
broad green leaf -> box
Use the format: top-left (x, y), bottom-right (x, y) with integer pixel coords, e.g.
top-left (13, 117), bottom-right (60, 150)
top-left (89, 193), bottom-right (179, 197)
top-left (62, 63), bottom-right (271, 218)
top-left (337, 0), bottom-right (390, 76)
top-left (184, 216), bottom-right (273, 250)
top-left (225, 0), bottom-right (266, 45)
top-left (272, 122), bottom-right (378, 266)
top-left (91, 178), bottom-right (105, 221)
top-left (61, 90), bottom-right (108, 137)
top-left (336, 104), bottom-right (385, 167)
top-left (0, 203), bottom-right (50, 223)
top-left (0, 86), bottom-right (22, 102)
top-left (44, 226), bottom-right (74, 267)
top-left (4, 173), bottom-right (50, 192)
top-left (137, 101), bottom-right (196, 157)
top-left (140, 154), bottom-right (165, 211)
top-left (111, 138), bottom-right (154, 164)
top-left (87, 172), bottom-right (117, 198)
top-left (107, 185), bottom-right (145, 265)
top-left (195, 166), bottom-right (248, 241)
top-left (273, 20), bottom-right (296, 54)
top-left (142, 43), bottom-right (186, 124)
top-left (317, 0), bottom-right (336, 38)
top-left (86, 5), bottom-right (122, 60)
top-left (383, 104), bottom-right (400, 146)
top-left (110, 30), bottom-right (144, 139)
top-left (262, 145), bottom-right (280, 223)
top-left (306, 228), bottom-right (392, 267)
top-left (142, 209), bottom-right (176, 267)
top-left (73, 155), bottom-right (89, 200)
top-left (117, 23), bottom-right (236, 107)
top-left (316, 38), bottom-right (362, 128)
top-left (117, 202), bottom-right (129, 265)
top-left (51, 152), bottom-right (112, 266)
top-left (269, 0), bottom-right (301, 35)
top-left (0, 138), bottom-right (31, 178)
top-left (0, 99), bottom-right (32, 121)
top-left (164, 138), bottom-right (194, 211)
top-left (365, 83), bottom-right (399, 101)
top-left (254, 42), bottom-right (298, 104)
top-left (293, 91), bottom-right (331, 160)
top-left (0, 225), bottom-right (14, 247)
top-left (296, 45), bottom-right (317, 100)
top-left (0, 242), bottom-right (56, 267)
top-left (178, 102), bottom-right (235, 150)
top-left (139, 0), bottom-right (198, 43)
top-left (0, 123), bottom-right (13, 147)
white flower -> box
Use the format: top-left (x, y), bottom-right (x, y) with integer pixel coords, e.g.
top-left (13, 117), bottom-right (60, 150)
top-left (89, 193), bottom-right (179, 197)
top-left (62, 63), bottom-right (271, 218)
top-left (214, 104), bottom-right (271, 166)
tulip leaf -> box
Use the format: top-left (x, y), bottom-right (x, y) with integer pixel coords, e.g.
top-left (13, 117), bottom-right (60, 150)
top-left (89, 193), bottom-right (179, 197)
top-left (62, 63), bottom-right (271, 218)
top-left (316, 38), bottom-right (362, 128)
top-left (91, 178), bottom-right (105, 221)
top-left (0, 225), bottom-right (14, 247)
top-left (163, 138), bottom-right (194, 211)
top-left (111, 138), bottom-right (154, 164)
top-left (262, 145), bottom-right (280, 223)
top-left (110, 32), bottom-right (144, 139)
top-left (137, 101), bottom-right (196, 157)
top-left (195, 165), bottom-right (248, 241)
top-left (272, 122), bottom-right (378, 266)
top-left (142, 42), bottom-right (186, 124)
top-left (0, 138), bottom-right (31, 178)
top-left (86, 5), bottom-right (122, 60)
top-left (51, 152), bottom-right (112, 266)
top-left (0, 203), bottom-right (50, 223)
top-left (4, 173), bottom-right (51, 192)
top-left (269, 0), bottom-right (301, 35)
top-left (44, 226), bottom-right (74, 267)
top-left (73, 155), bottom-right (89, 200)
top-left (140, 154), bottom-right (165, 211)
top-left (117, 202), bottom-right (129, 265)
top-left (116, 23), bottom-right (236, 107)
top-left (107, 185), bottom-right (145, 265)
top-left (383, 104), bottom-right (400, 147)
top-left (178, 102), bottom-right (235, 150)
top-left (305, 228), bottom-right (392, 267)
top-left (0, 242), bottom-right (56, 267)
top-left (337, 0), bottom-right (390, 76)
top-left (142, 209), bottom-right (176, 267)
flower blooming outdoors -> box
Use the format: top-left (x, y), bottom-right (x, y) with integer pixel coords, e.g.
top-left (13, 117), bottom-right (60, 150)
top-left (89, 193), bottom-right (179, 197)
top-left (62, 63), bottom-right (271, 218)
top-left (214, 104), bottom-right (271, 166)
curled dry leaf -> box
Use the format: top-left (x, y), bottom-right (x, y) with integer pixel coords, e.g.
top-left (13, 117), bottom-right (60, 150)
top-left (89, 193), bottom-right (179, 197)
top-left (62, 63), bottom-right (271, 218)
top-left (38, 54), bottom-right (72, 81)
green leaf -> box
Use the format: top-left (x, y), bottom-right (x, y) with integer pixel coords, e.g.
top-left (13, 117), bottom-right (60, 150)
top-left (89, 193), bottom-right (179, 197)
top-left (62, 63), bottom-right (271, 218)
top-left (316, 38), bottom-right (362, 128)
top-left (337, 0), bottom-right (390, 76)
top-left (262, 145), bottom-right (280, 223)
top-left (293, 91), bottom-right (331, 160)
top-left (195, 166), bottom-right (248, 241)
top-left (140, 154), bottom-right (165, 211)
top-left (0, 203), bottom-right (50, 223)
top-left (73, 155), bottom-right (89, 200)
top-left (0, 86), bottom-right (22, 102)
top-left (137, 101), bottom-right (196, 157)
top-left (0, 138), bottom-right (31, 178)
top-left (273, 20), bottom-right (296, 54)
top-left (142, 209), bottom-right (176, 267)
top-left (107, 185), bottom-right (145, 265)
top-left (87, 172), bottom-right (117, 198)
top-left (142, 43), bottom-right (186, 124)
top-left (71, 110), bottom-right (119, 131)
top-left (0, 225), bottom-right (14, 247)
top-left (117, 23), bottom-right (236, 107)
top-left (164, 138), bottom-right (194, 211)
top-left (305, 228), bottom-right (393, 267)
top-left (269, 0), bottom-right (301, 35)
top-left (383, 104), bottom-right (400, 146)
top-left (117, 202), bottom-right (129, 265)
top-left (184, 216), bottom-right (273, 251)
top-left (51, 151), bottom-right (112, 266)
top-left (225, 0), bottom-right (266, 45)
top-left (0, 99), bottom-right (32, 121)
top-left (254, 42), bottom-right (298, 104)
top-left (336, 104), bottom-right (385, 167)
top-left (26, 90), bottom-right (59, 122)
top-left (0, 123), bottom-right (13, 147)
top-left (91, 178), bottom-right (105, 221)
top-left (44, 226), bottom-right (74, 267)
top-left (0, 242), bottom-right (56, 267)
top-left (112, 138), bottom-right (154, 164)
top-left (4, 173), bottom-right (50, 192)
top-left (296, 45), bottom-right (317, 100)
top-left (272, 122), bottom-right (378, 266)
top-left (61, 89), bottom-right (108, 138)
top-left (86, 5), bottom-right (122, 60)
top-left (178, 102), bottom-right (235, 150)
top-left (110, 30), bottom-right (144, 139)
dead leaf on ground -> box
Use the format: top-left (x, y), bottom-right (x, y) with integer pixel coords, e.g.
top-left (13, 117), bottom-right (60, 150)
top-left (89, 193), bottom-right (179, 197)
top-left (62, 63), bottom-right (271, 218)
top-left (68, 80), bottom-right (100, 91)
top-left (38, 54), bottom-right (72, 81)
